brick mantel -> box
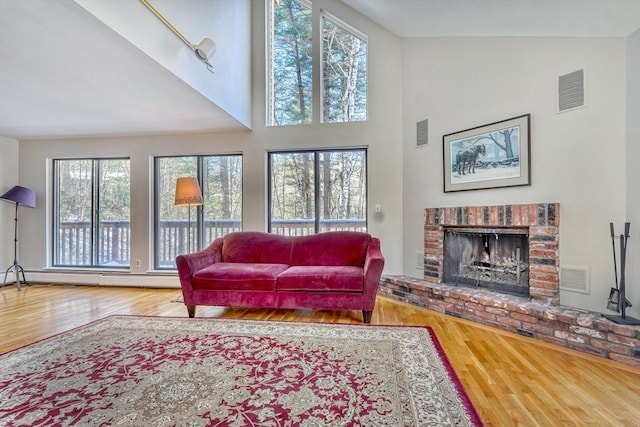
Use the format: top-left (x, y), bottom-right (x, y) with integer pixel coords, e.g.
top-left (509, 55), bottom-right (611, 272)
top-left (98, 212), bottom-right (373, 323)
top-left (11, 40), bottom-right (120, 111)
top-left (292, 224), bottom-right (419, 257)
top-left (423, 203), bottom-right (560, 305)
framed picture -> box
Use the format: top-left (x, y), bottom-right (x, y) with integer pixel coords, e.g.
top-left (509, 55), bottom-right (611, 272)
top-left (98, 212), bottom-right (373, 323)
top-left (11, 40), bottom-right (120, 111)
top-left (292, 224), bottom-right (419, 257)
top-left (443, 114), bottom-right (531, 193)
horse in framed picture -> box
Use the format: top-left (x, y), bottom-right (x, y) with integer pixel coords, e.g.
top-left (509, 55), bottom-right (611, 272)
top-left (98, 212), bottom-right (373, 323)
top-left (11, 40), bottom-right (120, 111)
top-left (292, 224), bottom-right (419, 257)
top-left (456, 144), bottom-right (486, 175)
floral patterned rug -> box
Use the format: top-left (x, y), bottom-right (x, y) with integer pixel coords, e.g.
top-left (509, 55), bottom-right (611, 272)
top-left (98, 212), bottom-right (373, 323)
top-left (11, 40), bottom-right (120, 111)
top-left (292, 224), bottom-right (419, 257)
top-left (0, 316), bottom-right (483, 426)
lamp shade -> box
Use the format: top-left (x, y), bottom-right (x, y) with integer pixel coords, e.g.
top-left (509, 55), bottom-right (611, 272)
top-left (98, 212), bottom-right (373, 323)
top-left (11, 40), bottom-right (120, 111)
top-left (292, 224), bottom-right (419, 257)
top-left (0, 185), bottom-right (36, 208)
top-left (174, 177), bottom-right (203, 206)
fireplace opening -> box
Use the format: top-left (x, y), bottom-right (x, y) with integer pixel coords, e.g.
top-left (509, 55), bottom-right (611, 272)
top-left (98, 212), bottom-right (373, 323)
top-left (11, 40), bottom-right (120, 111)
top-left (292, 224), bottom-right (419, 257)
top-left (443, 227), bottom-right (530, 298)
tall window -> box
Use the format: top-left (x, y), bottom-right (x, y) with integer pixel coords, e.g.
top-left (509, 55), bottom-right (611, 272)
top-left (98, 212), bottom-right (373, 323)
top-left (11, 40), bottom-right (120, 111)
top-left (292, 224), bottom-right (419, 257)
top-left (53, 158), bottom-right (130, 268)
top-left (267, 0), bottom-right (312, 126)
top-left (268, 149), bottom-right (367, 235)
top-left (321, 13), bottom-right (367, 123)
top-left (267, 1), bottom-right (367, 126)
top-left (155, 155), bottom-right (242, 269)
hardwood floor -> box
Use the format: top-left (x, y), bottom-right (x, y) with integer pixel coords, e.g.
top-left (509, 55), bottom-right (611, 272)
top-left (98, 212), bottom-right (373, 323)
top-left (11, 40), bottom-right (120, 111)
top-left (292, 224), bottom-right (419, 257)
top-left (1, 283), bottom-right (639, 426)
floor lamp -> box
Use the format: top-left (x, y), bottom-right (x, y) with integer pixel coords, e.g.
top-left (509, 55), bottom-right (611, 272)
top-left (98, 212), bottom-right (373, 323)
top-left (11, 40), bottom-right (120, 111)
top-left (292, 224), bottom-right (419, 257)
top-left (174, 177), bottom-right (203, 254)
top-left (1, 185), bottom-right (36, 291)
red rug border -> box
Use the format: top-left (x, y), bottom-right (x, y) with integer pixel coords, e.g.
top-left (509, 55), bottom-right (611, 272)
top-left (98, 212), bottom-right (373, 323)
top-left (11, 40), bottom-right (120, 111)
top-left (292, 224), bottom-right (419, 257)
top-left (423, 324), bottom-right (485, 427)
top-left (2, 314), bottom-right (484, 426)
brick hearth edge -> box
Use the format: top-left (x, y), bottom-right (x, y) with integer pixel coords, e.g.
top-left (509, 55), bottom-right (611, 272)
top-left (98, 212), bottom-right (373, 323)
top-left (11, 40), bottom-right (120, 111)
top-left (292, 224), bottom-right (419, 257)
top-left (378, 275), bottom-right (640, 368)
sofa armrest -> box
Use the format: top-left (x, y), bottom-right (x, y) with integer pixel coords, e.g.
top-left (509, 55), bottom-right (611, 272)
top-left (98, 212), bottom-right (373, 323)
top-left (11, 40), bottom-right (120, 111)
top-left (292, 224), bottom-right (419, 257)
top-left (363, 237), bottom-right (385, 311)
top-left (176, 238), bottom-right (224, 303)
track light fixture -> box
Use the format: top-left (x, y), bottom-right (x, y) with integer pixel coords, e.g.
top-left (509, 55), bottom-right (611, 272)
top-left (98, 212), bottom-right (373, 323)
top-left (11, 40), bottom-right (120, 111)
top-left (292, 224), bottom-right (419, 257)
top-left (140, 0), bottom-right (215, 73)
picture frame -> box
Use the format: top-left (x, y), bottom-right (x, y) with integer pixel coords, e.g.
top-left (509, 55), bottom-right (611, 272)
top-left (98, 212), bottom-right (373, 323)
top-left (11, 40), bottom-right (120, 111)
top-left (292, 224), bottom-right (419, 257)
top-left (443, 114), bottom-right (531, 193)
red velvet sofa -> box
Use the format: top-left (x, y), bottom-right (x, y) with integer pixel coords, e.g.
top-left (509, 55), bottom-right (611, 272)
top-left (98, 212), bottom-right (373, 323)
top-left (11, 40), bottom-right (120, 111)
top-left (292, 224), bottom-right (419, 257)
top-left (176, 231), bottom-right (385, 323)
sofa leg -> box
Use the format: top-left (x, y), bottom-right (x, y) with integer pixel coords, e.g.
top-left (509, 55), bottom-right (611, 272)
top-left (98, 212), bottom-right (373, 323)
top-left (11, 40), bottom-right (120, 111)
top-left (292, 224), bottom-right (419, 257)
top-left (362, 310), bottom-right (372, 324)
top-left (187, 305), bottom-right (195, 318)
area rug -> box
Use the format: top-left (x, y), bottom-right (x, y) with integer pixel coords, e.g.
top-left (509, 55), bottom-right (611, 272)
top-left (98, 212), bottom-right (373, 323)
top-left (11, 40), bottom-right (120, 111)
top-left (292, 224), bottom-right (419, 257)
top-left (0, 316), bottom-right (483, 426)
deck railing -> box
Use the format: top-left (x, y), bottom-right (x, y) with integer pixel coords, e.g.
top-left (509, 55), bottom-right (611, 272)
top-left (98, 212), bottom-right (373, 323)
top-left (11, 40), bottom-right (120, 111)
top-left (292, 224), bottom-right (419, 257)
top-left (56, 219), bottom-right (366, 267)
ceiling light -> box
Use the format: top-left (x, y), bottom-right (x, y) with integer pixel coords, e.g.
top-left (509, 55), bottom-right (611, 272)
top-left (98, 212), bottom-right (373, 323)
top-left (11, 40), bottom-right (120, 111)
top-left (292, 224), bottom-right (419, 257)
top-left (140, 0), bottom-right (215, 73)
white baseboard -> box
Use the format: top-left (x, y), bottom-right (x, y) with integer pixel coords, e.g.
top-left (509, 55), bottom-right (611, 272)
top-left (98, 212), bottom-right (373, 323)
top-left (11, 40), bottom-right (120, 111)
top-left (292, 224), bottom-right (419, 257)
top-left (16, 271), bottom-right (180, 289)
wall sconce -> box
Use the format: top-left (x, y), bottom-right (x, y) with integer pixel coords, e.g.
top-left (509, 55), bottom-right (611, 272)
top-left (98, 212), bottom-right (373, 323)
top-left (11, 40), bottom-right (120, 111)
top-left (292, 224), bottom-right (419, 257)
top-left (140, 0), bottom-right (215, 73)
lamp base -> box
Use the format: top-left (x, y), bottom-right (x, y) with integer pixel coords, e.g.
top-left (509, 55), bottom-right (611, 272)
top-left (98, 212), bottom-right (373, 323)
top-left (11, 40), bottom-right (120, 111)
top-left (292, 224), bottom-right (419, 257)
top-left (602, 314), bottom-right (640, 325)
top-left (2, 263), bottom-right (27, 291)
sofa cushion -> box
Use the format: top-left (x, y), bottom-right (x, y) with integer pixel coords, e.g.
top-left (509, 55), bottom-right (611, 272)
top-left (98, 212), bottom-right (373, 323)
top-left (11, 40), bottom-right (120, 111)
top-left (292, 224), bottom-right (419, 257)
top-left (192, 262), bottom-right (289, 291)
top-left (289, 232), bottom-right (370, 267)
top-left (276, 266), bottom-right (364, 292)
top-left (222, 231), bottom-right (292, 264)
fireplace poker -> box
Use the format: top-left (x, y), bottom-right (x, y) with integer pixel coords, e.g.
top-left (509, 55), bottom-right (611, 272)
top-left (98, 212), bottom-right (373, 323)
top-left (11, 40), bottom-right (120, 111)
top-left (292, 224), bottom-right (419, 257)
top-left (619, 223), bottom-right (631, 316)
top-left (610, 223), bottom-right (618, 289)
top-left (603, 222), bottom-right (639, 325)
top-left (606, 222), bottom-right (632, 312)
top-left (606, 223), bottom-right (620, 312)
top-left (619, 232), bottom-right (628, 316)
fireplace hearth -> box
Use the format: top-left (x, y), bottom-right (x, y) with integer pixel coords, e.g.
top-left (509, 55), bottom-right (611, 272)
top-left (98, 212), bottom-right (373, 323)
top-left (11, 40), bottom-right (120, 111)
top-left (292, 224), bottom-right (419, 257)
top-left (377, 202), bottom-right (640, 367)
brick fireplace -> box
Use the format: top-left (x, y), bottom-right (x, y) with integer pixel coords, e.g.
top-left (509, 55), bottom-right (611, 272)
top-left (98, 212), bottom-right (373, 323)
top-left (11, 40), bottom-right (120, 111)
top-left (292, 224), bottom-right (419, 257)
top-left (424, 203), bottom-right (559, 305)
top-left (378, 202), bottom-right (640, 367)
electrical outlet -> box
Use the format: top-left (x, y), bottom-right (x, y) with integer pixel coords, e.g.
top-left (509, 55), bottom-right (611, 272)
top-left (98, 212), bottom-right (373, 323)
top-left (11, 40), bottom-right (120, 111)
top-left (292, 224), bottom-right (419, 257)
top-left (135, 259), bottom-right (141, 267)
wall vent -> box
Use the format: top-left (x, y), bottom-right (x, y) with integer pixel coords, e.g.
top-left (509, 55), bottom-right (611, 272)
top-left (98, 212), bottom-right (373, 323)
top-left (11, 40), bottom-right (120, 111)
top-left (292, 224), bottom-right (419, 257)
top-left (416, 119), bottom-right (429, 147)
top-left (558, 69), bottom-right (585, 112)
top-left (560, 265), bottom-right (590, 294)
top-left (416, 251), bottom-right (424, 270)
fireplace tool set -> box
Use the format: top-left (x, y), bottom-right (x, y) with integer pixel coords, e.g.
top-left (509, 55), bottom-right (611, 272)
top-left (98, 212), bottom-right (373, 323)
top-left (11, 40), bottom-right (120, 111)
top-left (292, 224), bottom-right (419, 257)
top-left (603, 222), bottom-right (640, 325)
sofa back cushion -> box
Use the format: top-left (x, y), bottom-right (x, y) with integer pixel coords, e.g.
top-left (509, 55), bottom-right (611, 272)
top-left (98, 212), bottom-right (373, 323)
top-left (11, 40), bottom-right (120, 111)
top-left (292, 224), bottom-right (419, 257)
top-left (290, 231), bottom-right (371, 267)
top-left (222, 232), bottom-right (292, 264)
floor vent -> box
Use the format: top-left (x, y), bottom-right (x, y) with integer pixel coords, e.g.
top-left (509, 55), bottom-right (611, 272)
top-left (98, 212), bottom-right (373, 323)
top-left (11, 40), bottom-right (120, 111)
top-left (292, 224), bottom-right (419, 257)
top-left (517, 329), bottom-right (535, 338)
top-left (560, 265), bottom-right (590, 294)
top-left (558, 69), bottom-right (584, 112)
top-left (445, 309), bottom-right (462, 318)
top-left (416, 251), bottom-right (424, 270)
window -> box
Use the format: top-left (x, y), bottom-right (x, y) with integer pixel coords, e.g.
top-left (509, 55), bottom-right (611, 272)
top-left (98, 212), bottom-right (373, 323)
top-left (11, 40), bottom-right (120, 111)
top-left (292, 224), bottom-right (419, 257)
top-left (267, 0), bottom-right (312, 126)
top-left (268, 149), bottom-right (367, 235)
top-left (154, 155), bottom-right (242, 269)
top-left (53, 158), bottom-right (130, 268)
top-left (321, 13), bottom-right (367, 123)
top-left (267, 1), bottom-right (367, 126)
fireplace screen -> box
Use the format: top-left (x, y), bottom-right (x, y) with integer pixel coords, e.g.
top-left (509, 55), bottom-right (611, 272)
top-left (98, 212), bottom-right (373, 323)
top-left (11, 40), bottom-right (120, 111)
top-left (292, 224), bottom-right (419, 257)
top-left (443, 228), bottom-right (529, 297)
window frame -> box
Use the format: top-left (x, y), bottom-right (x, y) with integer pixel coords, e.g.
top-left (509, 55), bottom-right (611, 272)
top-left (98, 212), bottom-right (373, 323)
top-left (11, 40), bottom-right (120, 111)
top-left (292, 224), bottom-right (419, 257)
top-left (266, 0), bottom-right (368, 126)
top-left (266, 0), bottom-right (313, 127)
top-left (267, 147), bottom-right (368, 235)
top-left (319, 9), bottom-right (368, 124)
top-left (153, 154), bottom-right (243, 270)
top-left (52, 157), bottom-right (131, 269)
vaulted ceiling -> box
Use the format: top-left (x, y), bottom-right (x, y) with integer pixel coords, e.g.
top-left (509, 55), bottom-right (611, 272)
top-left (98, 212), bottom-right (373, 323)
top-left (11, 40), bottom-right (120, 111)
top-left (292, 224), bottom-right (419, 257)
top-left (0, 0), bottom-right (243, 140)
top-left (341, 0), bottom-right (640, 38)
top-left (0, 0), bottom-right (638, 140)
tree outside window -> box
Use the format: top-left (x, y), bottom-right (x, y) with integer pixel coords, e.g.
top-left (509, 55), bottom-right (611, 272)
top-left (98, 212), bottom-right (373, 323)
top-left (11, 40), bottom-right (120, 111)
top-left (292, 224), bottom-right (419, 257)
top-left (154, 155), bottom-right (242, 269)
top-left (267, 0), bottom-right (367, 126)
top-left (321, 13), bottom-right (367, 123)
top-left (268, 0), bottom-right (312, 126)
top-left (53, 158), bottom-right (130, 267)
top-left (269, 149), bottom-right (366, 235)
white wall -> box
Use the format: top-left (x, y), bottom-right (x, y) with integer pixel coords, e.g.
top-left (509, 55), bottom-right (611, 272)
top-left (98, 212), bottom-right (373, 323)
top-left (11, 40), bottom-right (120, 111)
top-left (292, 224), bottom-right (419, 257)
top-left (76, 0), bottom-right (252, 127)
top-left (626, 29), bottom-right (640, 315)
top-left (16, 0), bottom-right (404, 282)
top-left (0, 136), bottom-right (19, 272)
top-left (12, 2), bottom-right (637, 317)
top-left (401, 37), bottom-right (635, 316)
